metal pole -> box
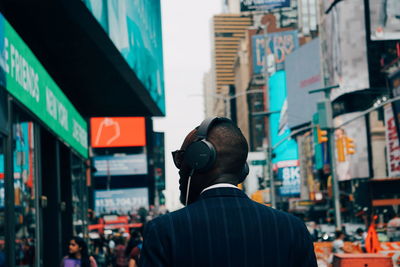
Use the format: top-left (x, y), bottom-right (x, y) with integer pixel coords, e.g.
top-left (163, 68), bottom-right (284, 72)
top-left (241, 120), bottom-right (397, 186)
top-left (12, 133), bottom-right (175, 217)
top-left (328, 126), bottom-right (342, 230)
top-left (325, 90), bottom-right (342, 230)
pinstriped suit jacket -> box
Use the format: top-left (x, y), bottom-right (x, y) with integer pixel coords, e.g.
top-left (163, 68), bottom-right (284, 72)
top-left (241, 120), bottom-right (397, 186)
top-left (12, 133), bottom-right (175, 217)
top-left (140, 187), bottom-right (317, 267)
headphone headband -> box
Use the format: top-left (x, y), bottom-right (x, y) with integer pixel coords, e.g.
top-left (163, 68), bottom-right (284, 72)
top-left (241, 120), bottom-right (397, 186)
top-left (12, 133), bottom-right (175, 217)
top-left (197, 117), bottom-right (232, 139)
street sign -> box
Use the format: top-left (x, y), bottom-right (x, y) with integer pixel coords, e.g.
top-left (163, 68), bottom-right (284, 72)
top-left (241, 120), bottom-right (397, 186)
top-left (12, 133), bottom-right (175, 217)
top-left (251, 160), bottom-right (266, 166)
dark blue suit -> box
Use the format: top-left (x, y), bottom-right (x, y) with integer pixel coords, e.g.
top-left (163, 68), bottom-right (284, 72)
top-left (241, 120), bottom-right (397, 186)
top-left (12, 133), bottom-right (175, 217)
top-left (140, 187), bottom-right (317, 267)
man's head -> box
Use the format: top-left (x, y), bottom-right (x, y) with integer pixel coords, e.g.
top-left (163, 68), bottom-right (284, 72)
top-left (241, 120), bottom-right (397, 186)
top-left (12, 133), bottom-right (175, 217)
top-left (173, 118), bottom-right (248, 205)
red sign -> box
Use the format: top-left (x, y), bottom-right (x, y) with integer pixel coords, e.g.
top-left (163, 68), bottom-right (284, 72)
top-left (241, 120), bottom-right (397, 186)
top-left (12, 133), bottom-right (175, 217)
top-left (384, 105), bottom-right (400, 177)
top-left (90, 117), bottom-right (146, 148)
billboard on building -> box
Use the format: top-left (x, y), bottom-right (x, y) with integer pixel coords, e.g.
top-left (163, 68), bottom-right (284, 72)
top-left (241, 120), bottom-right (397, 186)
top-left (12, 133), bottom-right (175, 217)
top-left (274, 160), bottom-right (300, 197)
top-left (320, 0), bottom-right (370, 100)
top-left (286, 38), bottom-right (323, 128)
top-left (269, 71), bottom-right (300, 197)
top-left (95, 188), bottom-right (148, 215)
top-left (333, 112), bottom-right (370, 181)
top-left (369, 0), bottom-right (400, 40)
top-left (252, 30), bottom-right (298, 75)
top-left (93, 154), bottom-right (148, 176)
top-left (90, 117), bottom-right (146, 148)
top-left (240, 0), bottom-right (291, 12)
top-left (83, 0), bottom-right (165, 114)
top-left (384, 104), bottom-right (400, 177)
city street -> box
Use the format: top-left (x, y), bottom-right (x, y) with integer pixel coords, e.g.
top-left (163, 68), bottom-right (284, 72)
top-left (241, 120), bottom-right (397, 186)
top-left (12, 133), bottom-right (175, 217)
top-left (0, 0), bottom-right (400, 266)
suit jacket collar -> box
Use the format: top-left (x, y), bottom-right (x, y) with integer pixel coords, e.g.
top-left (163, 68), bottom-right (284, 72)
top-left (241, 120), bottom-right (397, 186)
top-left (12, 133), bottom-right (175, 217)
top-left (199, 187), bottom-right (248, 200)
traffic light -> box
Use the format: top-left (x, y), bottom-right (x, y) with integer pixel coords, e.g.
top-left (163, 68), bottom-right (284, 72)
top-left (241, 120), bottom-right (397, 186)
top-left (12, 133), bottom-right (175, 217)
top-left (317, 125), bottom-right (328, 144)
top-left (345, 136), bottom-right (355, 155)
top-left (336, 137), bottom-right (345, 162)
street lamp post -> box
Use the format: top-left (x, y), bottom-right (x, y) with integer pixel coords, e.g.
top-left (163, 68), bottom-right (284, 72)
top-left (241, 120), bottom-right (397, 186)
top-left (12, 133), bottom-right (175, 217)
top-left (309, 85), bottom-right (341, 230)
top-left (252, 110), bottom-right (280, 209)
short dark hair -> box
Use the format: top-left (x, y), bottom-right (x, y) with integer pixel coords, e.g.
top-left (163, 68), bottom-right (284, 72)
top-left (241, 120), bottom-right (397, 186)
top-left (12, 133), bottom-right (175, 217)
top-left (335, 230), bottom-right (344, 239)
top-left (207, 121), bottom-right (248, 178)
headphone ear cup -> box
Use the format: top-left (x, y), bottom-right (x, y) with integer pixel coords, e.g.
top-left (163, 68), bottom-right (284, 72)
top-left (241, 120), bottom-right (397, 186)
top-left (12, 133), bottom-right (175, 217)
top-left (238, 162), bottom-right (249, 184)
top-left (183, 140), bottom-right (216, 172)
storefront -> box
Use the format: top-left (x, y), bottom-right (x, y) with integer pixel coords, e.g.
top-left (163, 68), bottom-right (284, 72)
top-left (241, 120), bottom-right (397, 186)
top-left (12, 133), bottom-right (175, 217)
top-left (0, 13), bottom-right (90, 266)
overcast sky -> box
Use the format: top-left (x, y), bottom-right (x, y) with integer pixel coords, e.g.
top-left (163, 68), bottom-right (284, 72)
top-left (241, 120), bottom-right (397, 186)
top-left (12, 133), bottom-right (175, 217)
top-left (154, 0), bottom-right (222, 210)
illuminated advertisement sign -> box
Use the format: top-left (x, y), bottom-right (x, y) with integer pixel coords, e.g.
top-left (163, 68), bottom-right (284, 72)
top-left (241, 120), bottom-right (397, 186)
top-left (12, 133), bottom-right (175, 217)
top-left (275, 160), bottom-right (300, 197)
top-left (90, 117), bottom-right (146, 148)
top-left (269, 71), bottom-right (300, 197)
top-left (83, 0), bottom-right (165, 115)
top-left (240, 0), bottom-right (291, 12)
top-left (0, 13), bottom-right (88, 158)
top-left (93, 154), bottom-right (148, 176)
top-left (95, 188), bottom-right (149, 215)
top-left (252, 30), bottom-right (298, 75)
top-left (384, 104), bottom-right (400, 177)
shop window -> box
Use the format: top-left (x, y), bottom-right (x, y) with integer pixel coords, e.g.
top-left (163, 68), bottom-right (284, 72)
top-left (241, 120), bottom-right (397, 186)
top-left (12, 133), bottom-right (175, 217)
top-left (0, 136), bottom-right (5, 265)
top-left (13, 118), bottom-right (36, 266)
top-left (71, 155), bottom-right (88, 238)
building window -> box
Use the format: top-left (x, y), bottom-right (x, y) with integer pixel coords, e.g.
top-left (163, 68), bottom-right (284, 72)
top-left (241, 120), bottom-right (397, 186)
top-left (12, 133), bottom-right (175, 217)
top-left (13, 118), bottom-right (36, 267)
top-left (71, 155), bottom-right (88, 238)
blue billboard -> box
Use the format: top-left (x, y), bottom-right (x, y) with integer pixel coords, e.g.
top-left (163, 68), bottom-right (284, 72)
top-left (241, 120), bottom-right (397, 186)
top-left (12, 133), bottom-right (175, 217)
top-left (240, 0), bottom-right (291, 12)
top-left (252, 30), bottom-right (298, 75)
top-left (83, 0), bottom-right (165, 115)
top-left (95, 188), bottom-right (149, 215)
top-left (93, 154), bottom-right (148, 176)
top-left (269, 71), bottom-right (300, 197)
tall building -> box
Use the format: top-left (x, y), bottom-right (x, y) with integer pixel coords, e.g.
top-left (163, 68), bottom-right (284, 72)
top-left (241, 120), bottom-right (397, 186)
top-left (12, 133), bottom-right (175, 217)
top-left (209, 14), bottom-right (253, 117)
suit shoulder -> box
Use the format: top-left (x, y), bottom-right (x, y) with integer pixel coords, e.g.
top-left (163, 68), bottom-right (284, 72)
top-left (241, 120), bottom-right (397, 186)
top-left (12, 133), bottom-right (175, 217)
top-left (146, 207), bottom-right (188, 227)
top-left (251, 200), bottom-right (306, 226)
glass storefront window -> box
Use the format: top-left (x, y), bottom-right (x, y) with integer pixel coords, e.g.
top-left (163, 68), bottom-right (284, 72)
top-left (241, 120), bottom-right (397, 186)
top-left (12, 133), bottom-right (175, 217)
top-left (71, 155), bottom-right (88, 238)
top-left (13, 118), bottom-right (36, 267)
top-left (0, 136), bottom-right (5, 266)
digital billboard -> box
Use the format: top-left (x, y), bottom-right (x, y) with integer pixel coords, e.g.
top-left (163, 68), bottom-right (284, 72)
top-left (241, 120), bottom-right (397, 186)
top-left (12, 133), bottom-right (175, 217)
top-left (333, 112), bottom-right (370, 181)
top-left (320, 0), bottom-right (369, 100)
top-left (83, 0), bottom-right (166, 114)
top-left (252, 30), bottom-right (298, 75)
top-left (90, 117), bottom-right (146, 148)
top-left (240, 0), bottom-right (291, 12)
top-left (93, 154), bottom-right (148, 176)
top-left (286, 38), bottom-right (323, 128)
top-left (95, 188), bottom-right (148, 215)
top-left (384, 104), bottom-right (400, 177)
top-left (269, 71), bottom-right (300, 197)
top-left (369, 0), bottom-right (400, 40)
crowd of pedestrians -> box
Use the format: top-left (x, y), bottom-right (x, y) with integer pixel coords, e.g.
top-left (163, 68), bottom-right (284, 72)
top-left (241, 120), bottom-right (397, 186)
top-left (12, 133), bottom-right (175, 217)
top-left (61, 205), bottom-right (168, 267)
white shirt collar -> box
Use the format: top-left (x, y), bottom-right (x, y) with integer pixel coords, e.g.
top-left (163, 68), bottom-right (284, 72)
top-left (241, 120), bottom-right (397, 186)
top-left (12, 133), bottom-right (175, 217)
top-left (201, 183), bottom-right (238, 194)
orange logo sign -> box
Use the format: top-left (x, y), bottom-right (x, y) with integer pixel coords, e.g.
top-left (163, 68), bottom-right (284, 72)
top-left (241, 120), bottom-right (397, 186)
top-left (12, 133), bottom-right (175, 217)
top-left (90, 117), bottom-right (146, 148)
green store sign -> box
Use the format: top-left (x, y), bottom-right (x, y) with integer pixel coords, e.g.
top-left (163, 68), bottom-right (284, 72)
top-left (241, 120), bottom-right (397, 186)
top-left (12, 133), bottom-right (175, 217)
top-left (0, 14), bottom-right (88, 158)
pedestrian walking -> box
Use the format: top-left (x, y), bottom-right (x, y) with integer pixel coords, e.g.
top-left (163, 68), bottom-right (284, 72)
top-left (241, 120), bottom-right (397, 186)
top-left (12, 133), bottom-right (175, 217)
top-left (387, 212), bottom-right (400, 241)
top-left (114, 237), bottom-right (128, 267)
top-left (125, 230), bottom-right (143, 267)
top-left (60, 236), bottom-right (97, 267)
top-left (139, 117), bottom-right (317, 267)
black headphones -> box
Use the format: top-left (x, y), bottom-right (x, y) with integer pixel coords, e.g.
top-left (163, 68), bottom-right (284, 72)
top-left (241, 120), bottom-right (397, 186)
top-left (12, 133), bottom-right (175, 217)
top-left (182, 117), bottom-right (249, 183)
